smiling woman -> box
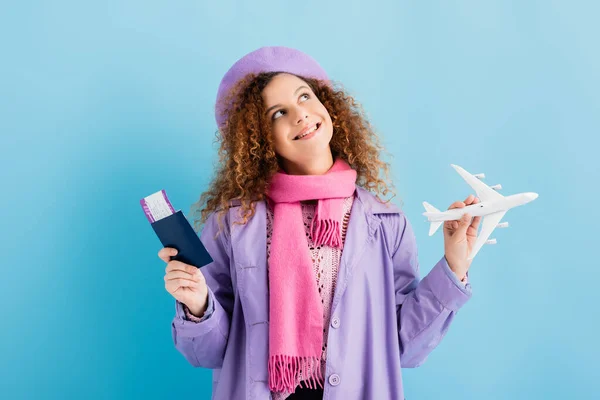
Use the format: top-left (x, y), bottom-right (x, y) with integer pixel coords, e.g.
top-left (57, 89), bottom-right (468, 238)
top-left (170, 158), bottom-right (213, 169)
top-left (165, 46), bottom-right (474, 400)
top-left (197, 66), bottom-right (394, 227)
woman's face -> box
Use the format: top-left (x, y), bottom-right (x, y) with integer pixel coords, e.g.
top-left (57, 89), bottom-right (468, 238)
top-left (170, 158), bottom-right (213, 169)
top-left (261, 73), bottom-right (334, 175)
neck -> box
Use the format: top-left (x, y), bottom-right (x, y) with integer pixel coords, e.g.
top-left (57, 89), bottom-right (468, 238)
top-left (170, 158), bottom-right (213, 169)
top-left (281, 149), bottom-right (334, 176)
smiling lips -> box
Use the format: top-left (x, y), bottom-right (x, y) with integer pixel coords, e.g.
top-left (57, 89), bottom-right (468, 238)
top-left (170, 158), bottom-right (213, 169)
top-left (294, 122), bottom-right (321, 140)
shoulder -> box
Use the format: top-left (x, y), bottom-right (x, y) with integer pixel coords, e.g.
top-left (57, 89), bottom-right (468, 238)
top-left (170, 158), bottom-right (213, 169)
top-left (207, 198), bottom-right (266, 230)
top-left (202, 200), bottom-right (245, 244)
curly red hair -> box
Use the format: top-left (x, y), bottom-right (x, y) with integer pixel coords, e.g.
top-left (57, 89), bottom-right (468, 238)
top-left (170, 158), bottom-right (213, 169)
top-left (190, 72), bottom-right (399, 233)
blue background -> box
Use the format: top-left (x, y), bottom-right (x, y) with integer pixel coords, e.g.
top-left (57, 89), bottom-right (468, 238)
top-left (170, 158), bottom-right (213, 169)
top-left (2, 1), bottom-right (598, 399)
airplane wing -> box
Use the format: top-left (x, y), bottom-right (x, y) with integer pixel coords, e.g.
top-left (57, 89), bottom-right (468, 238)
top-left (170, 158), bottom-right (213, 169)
top-left (451, 164), bottom-right (504, 202)
top-left (468, 211), bottom-right (506, 260)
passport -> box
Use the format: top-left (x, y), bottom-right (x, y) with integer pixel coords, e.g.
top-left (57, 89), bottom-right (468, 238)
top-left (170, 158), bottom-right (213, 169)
top-left (141, 190), bottom-right (213, 268)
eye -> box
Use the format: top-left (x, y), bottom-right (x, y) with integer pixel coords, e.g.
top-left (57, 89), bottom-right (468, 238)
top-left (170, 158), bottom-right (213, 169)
top-left (271, 93), bottom-right (311, 121)
top-left (272, 110), bottom-right (284, 120)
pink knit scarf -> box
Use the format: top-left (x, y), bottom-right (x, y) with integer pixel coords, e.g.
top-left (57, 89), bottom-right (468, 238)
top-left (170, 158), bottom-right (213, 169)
top-left (265, 158), bottom-right (357, 393)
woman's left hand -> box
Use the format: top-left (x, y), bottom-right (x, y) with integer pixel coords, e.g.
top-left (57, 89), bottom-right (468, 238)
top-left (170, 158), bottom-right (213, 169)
top-left (443, 194), bottom-right (482, 281)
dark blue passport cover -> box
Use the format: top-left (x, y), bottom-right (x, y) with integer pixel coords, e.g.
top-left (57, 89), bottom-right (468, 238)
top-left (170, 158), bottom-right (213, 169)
top-left (151, 210), bottom-right (213, 268)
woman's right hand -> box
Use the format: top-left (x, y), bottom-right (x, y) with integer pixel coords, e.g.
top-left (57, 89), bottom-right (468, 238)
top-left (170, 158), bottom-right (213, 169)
top-left (158, 247), bottom-right (209, 318)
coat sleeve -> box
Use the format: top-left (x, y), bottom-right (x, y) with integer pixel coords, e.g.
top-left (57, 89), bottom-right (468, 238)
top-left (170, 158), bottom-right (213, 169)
top-left (171, 209), bottom-right (234, 369)
top-left (389, 213), bottom-right (472, 368)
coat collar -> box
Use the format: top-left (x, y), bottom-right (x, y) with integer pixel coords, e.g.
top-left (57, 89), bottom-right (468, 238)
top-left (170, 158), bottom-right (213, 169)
top-left (354, 186), bottom-right (401, 215)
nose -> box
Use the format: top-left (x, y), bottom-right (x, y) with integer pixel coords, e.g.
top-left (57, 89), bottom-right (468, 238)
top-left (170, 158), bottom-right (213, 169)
top-left (294, 108), bottom-right (309, 124)
top-left (526, 192), bottom-right (539, 201)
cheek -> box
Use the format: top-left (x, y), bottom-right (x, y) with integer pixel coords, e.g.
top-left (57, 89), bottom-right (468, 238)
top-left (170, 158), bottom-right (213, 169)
top-left (323, 114), bottom-right (334, 137)
top-left (272, 129), bottom-right (290, 153)
top-left (319, 106), bottom-right (333, 128)
top-left (273, 136), bottom-right (285, 152)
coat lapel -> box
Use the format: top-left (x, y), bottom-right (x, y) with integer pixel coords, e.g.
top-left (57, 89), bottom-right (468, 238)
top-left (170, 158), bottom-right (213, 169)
top-left (330, 186), bottom-right (401, 315)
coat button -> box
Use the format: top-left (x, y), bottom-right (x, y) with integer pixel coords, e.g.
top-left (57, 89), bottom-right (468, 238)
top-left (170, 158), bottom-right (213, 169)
top-left (331, 317), bottom-right (340, 328)
top-left (328, 374), bottom-right (341, 386)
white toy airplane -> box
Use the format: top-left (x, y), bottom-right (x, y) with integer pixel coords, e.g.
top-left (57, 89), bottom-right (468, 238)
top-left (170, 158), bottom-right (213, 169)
top-left (423, 164), bottom-right (538, 260)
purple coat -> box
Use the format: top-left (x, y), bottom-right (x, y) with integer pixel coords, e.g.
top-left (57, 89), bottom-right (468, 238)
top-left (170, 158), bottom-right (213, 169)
top-left (171, 186), bottom-right (472, 399)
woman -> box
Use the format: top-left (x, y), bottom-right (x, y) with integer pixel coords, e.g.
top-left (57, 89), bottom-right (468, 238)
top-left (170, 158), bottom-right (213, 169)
top-left (160, 46), bottom-right (479, 399)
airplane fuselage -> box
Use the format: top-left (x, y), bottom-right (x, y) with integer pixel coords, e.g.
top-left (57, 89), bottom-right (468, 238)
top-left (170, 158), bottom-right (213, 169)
top-left (424, 192), bottom-right (538, 222)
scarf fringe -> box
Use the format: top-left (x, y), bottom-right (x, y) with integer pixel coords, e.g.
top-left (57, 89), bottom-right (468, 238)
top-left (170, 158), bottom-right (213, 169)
top-left (268, 354), bottom-right (324, 393)
top-left (311, 218), bottom-right (342, 248)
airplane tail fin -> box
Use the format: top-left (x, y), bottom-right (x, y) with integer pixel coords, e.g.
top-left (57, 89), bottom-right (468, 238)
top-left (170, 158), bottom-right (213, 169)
top-left (423, 202), bottom-right (443, 236)
top-left (423, 201), bottom-right (439, 213)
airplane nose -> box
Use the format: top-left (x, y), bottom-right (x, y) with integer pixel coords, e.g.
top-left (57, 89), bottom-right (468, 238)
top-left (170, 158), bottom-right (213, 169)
top-left (527, 192), bottom-right (539, 201)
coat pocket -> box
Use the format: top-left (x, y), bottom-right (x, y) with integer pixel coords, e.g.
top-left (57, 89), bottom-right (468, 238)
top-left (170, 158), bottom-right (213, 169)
top-left (236, 263), bottom-right (270, 382)
top-left (248, 321), bottom-right (269, 382)
top-left (236, 263), bottom-right (269, 325)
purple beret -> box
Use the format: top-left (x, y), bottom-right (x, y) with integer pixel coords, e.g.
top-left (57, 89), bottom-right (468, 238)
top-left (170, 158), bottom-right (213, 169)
top-left (214, 46), bottom-right (330, 130)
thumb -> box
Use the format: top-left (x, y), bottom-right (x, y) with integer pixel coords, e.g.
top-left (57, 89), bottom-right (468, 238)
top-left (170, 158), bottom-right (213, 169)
top-left (456, 213), bottom-right (471, 235)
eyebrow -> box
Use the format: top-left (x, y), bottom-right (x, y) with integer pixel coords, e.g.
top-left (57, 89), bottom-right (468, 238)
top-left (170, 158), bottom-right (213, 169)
top-left (265, 85), bottom-right (310, 116)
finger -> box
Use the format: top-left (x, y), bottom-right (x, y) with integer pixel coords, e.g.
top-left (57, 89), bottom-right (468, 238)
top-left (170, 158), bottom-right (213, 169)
top-left (444, 219), bottom-right (459, 235)
top-left (448, 201), bottom-right (466, 210)
top-left (468, 215), bottom-right (482, 235)
top-left (457, 213), bottom-right (472, 235)
top-left (165, 270), bottom-right (202, 283)
top-left (158, 247), bottom-right (178, 263)
top-left (466, 196), bottom-right (480, 209)
top-left (165, 260), bottom-right (198, 275)
top-left (466, 197), bottom-right (481, 234)
top-left (165, 278), bottom-right (198, 293)
top-left (445, 200), bottom-right (470, 236)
